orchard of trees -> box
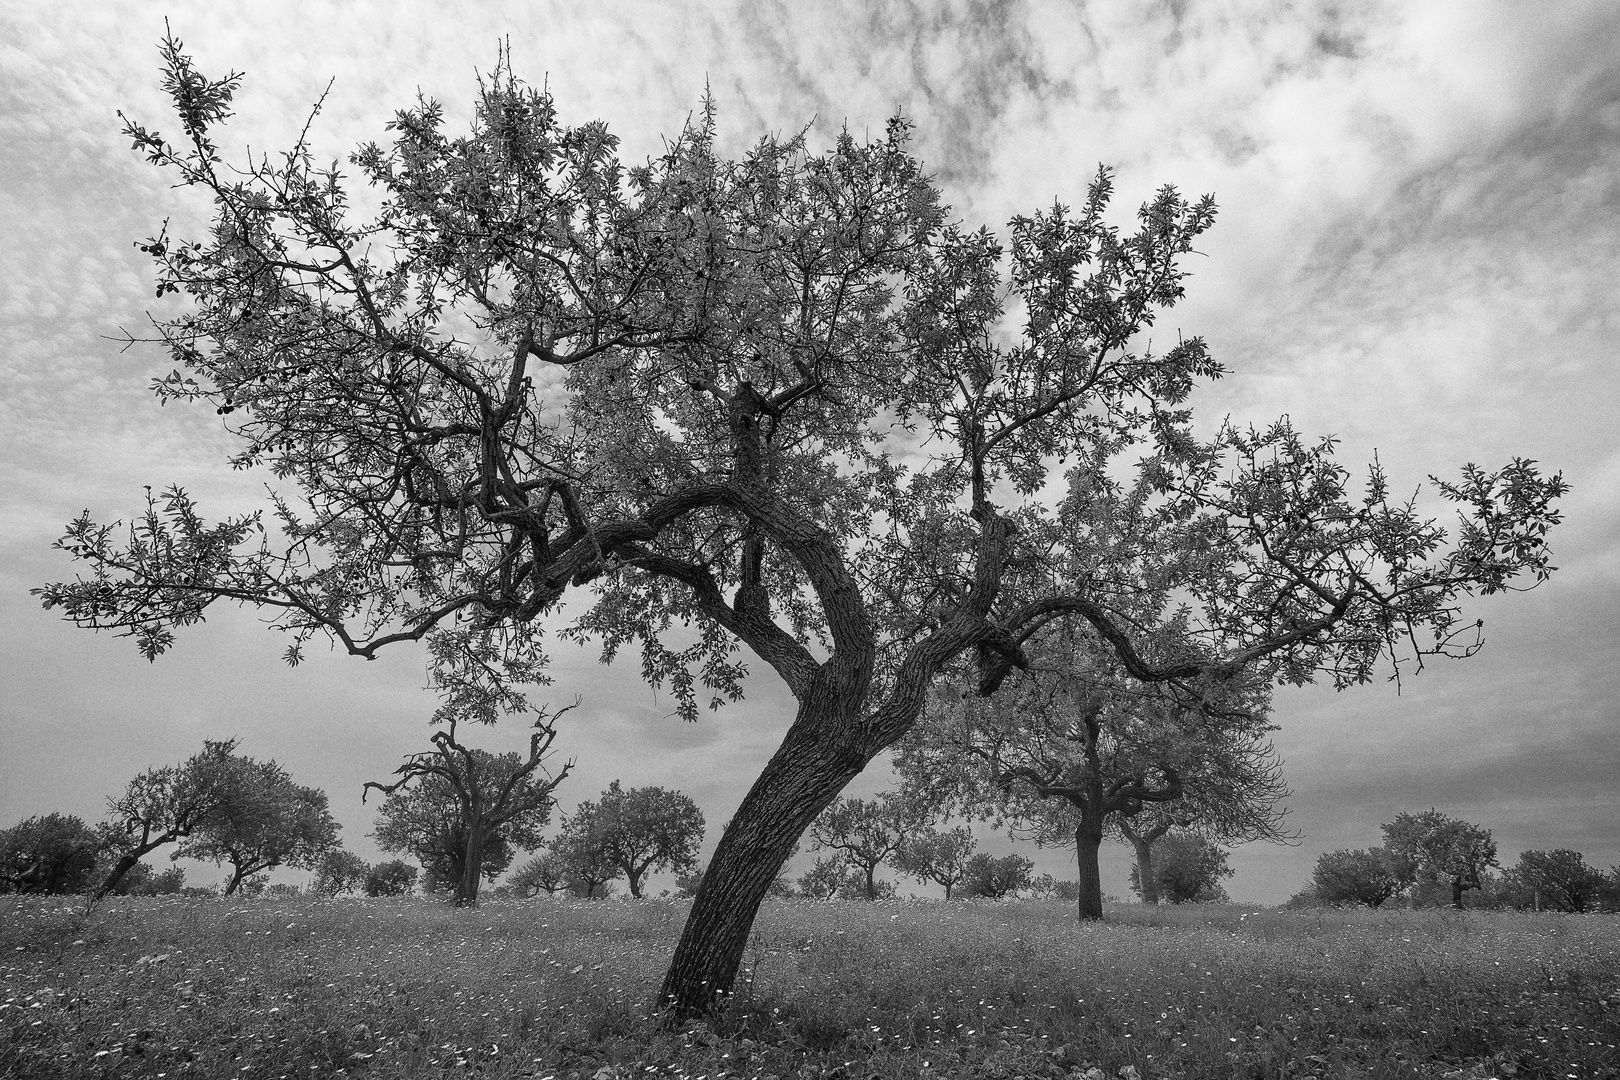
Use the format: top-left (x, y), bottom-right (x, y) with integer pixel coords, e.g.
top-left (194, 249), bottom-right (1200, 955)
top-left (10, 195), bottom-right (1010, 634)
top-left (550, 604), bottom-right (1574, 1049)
top-left (1297, 810), bottom-right (1620, 912)
top-left (26, 34), bottom-right (1582, 1016)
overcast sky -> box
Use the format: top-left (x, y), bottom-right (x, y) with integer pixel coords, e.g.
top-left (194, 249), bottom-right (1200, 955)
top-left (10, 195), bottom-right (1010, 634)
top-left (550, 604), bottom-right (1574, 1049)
top-left (2, 1), bottom-right (1616, 904)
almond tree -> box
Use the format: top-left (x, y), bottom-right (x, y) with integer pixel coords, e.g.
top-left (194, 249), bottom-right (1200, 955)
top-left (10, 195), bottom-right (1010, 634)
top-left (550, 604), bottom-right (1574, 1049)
top-left (1311, 847), bottom-right (1407, 908)
top-left (177, 758), bottom-right (339, 894)
top-left (550, 809), bottom-right (623, 899)
top-left (809, 792), bottom-right (933, 900)
top-left (570, 781), bottom-right (704, 898)
top-left (508, 851), bottom-right (570, 896)
top-left (894, 824), bottom-right (977, 899)
top-left (1115, 727), bottom-right (1292, 905)
top-left (39, 38), bottom-right (1565, 1014)
top-left (897, 627), bottom-right (1279, 919)
top-left (1129, 832), bottom-right (1232, 903)
top-left (95, 739), bottom-right (246, 900)
top-left (1380, 810), bottom-right (1496, 910)
top-left (366, 702), bottom-right (572, 907)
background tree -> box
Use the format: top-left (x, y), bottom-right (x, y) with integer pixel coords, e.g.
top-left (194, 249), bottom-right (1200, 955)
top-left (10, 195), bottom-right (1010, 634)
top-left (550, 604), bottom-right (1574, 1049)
top-left (44, 40), bottom-right (1566, 1014)
top-left (570, 781), bottom-right (704, 899)
top-left (898, 627), bottom-right (1277, 920)
top-left (551, 811), bottom-right (624, 899)
top-left (1311, 848), bottom-right (1406, 908)
top-left (178, 759), bottom-right (339, 895)
top-left (363, 859), bottom-right (418, 897)
top-left (894, 824), bottom-right (978, 899)
top-left (509, 852), bottom-right (570, 897)
top-left (1381, 811), bottom-right (1497, 910)
top-left (1115, 719), bottom-right (1292, 905)
top-left (366, 703), bottom-right (572, 907)
top-left (958, 852), bottom-right (1034, 899)
top-left (95, 739), bottom-right (249, 899)
top-left (1129, 832), bottom-right (1233, 903)
top-left (310, 849), bottom-right (370, 896)
top-left (809, 793), bottom-right (932, 900)
top-left (1513, 849), bottom-right (1608, 913)
top-left (802, 857), bottom-right (899, 900)
top-left (0, 814), bottom-right (103, 894)
top-left (104, 862), bottom-right (186, 897)
top-left (1027, 874), bottom-right (1082, 901)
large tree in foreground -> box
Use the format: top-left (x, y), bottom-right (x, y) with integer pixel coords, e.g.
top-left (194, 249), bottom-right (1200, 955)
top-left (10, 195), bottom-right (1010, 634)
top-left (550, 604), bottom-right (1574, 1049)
top-left (367, 704), bottom-right (571, 906)
top-left (39, 38), bottom-right (1564, 1015)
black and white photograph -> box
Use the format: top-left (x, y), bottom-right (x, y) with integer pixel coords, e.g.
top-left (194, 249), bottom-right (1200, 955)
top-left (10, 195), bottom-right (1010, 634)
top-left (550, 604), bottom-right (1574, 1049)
top-left (2, 3), bottom-right (1617, 1077)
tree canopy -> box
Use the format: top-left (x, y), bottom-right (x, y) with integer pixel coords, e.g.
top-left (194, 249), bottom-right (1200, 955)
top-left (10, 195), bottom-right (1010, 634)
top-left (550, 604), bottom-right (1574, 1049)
top-left (365, 703), bottom-right (571, 906)
top-left (1381, 810), bottom-right (1496, 910)
top-left (1311, 847), bottom-right (1407, 908)
top-left (1128, 832), bottom-right (1232, 904)
top-left (39, 36), bottom-right (1566, 1015)
top-left (0, 814), bottom-right (103, 895)
top-left (566, 781), bottom-right (704, 898)
top-left (177, 756), bottom-right (339, 894)
top-left (809, 793), bottom-right (932, 900)
top-left (95, 738), bottom-right (249, 900)
top-left (896, 626), bottom-right (1280, 918)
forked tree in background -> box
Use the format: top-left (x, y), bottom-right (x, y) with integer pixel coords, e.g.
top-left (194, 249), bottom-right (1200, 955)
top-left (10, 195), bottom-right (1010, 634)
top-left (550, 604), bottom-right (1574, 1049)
top-left (95, 739), bottom-right (249, 900)
top-left (176, 756), bottom-right (339, 894)
top-left (565, 781), bottom-right (705, 898)
top-left (1380, 810), bottom-right (1497, 910)
top-left (38, 37), bottom-right (1565, 1015)
top-left (809, 793), bottom-right (933, 900)
top-left (897, 627), bottom-right (1285, 919)
top-left (894, 824), bottom-right (978, 899)
top-left (366, 702), bottom-right (572, 907)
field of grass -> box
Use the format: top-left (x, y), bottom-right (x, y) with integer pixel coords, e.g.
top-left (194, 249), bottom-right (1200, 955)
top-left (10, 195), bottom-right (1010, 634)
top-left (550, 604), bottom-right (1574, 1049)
top-left (2, 895), bottom-right (1616, 1080)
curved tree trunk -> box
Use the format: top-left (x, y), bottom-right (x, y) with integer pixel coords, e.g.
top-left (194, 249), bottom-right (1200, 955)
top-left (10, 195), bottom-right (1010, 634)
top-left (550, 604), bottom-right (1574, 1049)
top-left (96, 851), bottom-right (147, 901)
top-left (224, 860), bottom-right (249, 895)
top-left (1132, 837), bottom-right (1159, 905)
top-left (1074, 821), bottom-right (1106, 921)
top-left (658, 702), bottom-right (869, 1019)
top-left (1451, 877), bottom-right (1465, 910)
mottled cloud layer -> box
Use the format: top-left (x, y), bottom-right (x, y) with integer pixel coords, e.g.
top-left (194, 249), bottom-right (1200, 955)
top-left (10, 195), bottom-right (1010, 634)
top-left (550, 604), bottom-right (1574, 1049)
top-left (3, 1), bottom-right (1616, 901)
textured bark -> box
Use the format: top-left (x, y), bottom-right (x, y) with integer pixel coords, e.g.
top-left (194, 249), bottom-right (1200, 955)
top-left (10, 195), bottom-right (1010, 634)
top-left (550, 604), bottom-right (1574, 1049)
top-left (1132, 837), bottom-right (1159, 905)
top-left (658, 696), bottom-right (870, 1018)
top-left (457, 828), bottom-right (485, 907)
top-left (1075, 820), bottom-right (1106, 921)
top-left (1451, 876), bottom-right (1465, 911)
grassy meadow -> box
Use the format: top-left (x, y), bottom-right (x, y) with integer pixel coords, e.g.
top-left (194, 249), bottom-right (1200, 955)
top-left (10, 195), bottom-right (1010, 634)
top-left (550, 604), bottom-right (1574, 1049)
top-left (2, 896), bottom-right (1616, 1080)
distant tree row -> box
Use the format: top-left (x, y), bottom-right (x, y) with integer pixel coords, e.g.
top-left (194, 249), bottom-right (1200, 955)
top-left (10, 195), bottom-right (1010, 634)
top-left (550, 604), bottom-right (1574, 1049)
top-left (1297, 810), bottom-right (1619, 912)
top-left (490, 781), bottom-right (705, 902)
top-left (1, 740), bottom-right (341, 900)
